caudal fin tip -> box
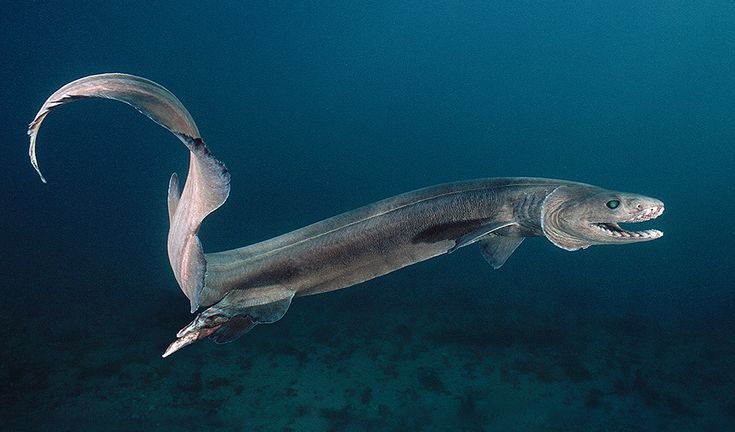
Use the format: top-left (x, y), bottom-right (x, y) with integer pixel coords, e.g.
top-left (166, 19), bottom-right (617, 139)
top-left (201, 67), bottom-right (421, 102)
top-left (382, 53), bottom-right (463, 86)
top-left (162, 337), bottom-right (189, 358)
top-left (32, 164), bottom-right (48, 183)
top-left (161, 345), bottom-right (175, 358)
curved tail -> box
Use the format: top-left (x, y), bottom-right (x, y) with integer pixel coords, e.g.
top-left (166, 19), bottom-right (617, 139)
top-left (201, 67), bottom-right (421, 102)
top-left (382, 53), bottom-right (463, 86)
top-left (28, 73), bottom-right (230, 312)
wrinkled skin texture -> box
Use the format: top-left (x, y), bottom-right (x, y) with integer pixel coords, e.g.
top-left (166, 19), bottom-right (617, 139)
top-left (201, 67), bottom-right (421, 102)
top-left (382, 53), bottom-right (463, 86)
top-left (542, 185), bottom-right (664, 251)
top-left (28, 74), bottom-right (664, 357)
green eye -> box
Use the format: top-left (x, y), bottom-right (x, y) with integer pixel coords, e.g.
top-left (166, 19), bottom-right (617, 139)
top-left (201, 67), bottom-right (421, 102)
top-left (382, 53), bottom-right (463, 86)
top-left (606, 200), bottom-right (620, 209)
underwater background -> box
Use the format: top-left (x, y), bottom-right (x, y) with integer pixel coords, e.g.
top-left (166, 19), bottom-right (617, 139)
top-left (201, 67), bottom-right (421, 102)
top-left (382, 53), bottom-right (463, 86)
top-left (2, 1), bottom-right (734, 431)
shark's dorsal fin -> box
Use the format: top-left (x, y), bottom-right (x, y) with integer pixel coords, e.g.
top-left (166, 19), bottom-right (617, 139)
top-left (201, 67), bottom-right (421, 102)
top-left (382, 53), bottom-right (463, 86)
top-left (478, 234), bottom-right (524, 269)
top-left (167, 172), bottom-right (181, 224)
top-left (448, 221), bottom-right (517, 253)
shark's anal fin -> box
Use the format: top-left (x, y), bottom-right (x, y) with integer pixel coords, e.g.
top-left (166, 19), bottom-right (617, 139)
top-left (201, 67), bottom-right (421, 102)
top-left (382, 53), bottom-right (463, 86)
top-left (162, 286), bottom-right (295, 357)
top-left (209, 315), bottom-right (256, 343)
top-left (209, 290), bottom-right (294, 343)
top-left (448, 221), bottom-right (517, 253)
top-left (478, 234), bottom-right (524, 269)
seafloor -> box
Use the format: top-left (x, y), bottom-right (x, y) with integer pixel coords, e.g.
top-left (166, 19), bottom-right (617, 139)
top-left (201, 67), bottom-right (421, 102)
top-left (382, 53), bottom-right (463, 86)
top-left (3, 253), bottom-right (734, 432)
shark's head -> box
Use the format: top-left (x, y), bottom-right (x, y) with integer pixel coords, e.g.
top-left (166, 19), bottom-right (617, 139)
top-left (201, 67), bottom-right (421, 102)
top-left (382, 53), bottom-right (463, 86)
top-left (541, 184), bottom-right (664, 251)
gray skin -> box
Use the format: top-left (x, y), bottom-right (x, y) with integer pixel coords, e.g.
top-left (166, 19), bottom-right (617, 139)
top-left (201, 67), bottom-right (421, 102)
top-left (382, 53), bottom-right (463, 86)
top-left (28, 74), bottom-right (664, 357)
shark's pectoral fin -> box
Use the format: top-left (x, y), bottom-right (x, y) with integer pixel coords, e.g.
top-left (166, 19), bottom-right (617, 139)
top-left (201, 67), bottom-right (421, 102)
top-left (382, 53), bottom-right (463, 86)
top-left (448, 221), bottom-right (517, 253)
top-left (162, 286), bottom-right (295, 357)
top-left (478, 234), bottom-right (524, 269)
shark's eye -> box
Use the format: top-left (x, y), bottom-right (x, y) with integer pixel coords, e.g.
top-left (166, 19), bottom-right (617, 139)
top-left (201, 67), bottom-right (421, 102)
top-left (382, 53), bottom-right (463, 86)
top-left (606, 200), bottom-right (620, 209)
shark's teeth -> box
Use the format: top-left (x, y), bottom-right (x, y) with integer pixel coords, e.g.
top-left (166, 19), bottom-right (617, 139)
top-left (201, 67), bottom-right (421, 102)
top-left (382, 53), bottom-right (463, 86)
top-left (592, 224), bottom-right (663, 239)
top-left (627, 205), bottom-right (665, 222)
top-left (639, 229), bottom-right (663, 238)
top-left (591, 203), bottom-right (664, 241)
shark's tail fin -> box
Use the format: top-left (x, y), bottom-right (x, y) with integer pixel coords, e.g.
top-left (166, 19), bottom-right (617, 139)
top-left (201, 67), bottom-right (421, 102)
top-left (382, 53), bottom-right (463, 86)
top-left (162, 286), bottom-right (295, 357)
top-left (28, 73), bottom-right (230, 312)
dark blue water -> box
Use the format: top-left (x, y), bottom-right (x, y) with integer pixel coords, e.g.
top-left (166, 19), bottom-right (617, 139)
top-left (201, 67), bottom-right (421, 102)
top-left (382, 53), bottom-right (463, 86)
top-left (2, 1), bottom-right (734, 430)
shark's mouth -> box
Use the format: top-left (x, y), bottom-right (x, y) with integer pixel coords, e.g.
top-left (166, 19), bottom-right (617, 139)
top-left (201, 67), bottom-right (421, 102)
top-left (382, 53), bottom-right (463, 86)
top-left (591, 205), bottom-right (664, 240)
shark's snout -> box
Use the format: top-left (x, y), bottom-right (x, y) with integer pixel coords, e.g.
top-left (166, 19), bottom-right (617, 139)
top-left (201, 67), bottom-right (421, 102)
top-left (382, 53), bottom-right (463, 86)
top-left (626, 201), bottom-right (664, 222)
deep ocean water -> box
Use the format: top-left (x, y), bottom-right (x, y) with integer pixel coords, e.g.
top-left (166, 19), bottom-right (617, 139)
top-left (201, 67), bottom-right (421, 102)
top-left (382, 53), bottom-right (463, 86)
top-left (2, 2), bottom-right (734, 431)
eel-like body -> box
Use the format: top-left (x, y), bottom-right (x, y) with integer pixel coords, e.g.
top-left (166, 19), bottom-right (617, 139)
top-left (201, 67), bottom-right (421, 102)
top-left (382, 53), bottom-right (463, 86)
top-left (28, 74), bottom-right (664, 357)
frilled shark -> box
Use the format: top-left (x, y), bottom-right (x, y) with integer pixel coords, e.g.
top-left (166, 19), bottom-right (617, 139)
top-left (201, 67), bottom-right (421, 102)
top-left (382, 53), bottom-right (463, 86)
top-left (28, 74), bottom-right (665, 357)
